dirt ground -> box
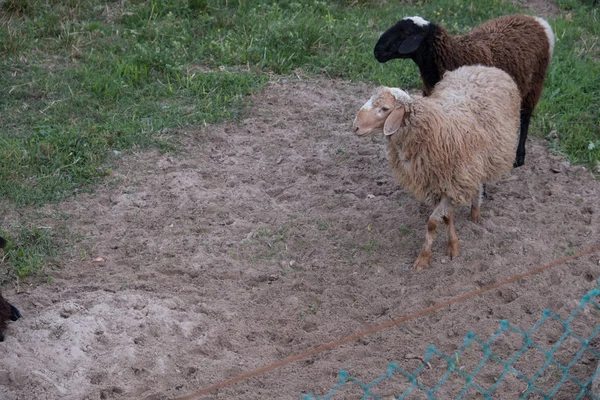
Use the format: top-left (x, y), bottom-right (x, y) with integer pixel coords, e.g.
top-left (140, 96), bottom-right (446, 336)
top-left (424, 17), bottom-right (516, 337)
top-left (0, 77), bottom-right (599, 400)
top-left (511, 0), bottom-right (559, 16)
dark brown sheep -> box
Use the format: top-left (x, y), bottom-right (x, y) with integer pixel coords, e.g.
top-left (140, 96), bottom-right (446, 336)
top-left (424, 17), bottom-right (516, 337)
top-left (0, 236), bottom-right (21, 342)
top-left (374, 14), bottom-right (554, 167)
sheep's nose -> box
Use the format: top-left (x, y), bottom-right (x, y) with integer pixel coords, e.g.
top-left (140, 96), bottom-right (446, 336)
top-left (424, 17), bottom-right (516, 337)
top-left (353, 126), bottom-right (359, 133)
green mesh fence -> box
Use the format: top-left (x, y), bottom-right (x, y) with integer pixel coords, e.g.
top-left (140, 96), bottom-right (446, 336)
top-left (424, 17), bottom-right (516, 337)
top-left (303, 279), bottom-right (600, 400)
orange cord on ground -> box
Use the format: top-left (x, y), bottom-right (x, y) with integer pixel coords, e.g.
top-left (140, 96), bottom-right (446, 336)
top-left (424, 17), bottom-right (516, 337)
top-left (176, 243), bottom-right (600, 400)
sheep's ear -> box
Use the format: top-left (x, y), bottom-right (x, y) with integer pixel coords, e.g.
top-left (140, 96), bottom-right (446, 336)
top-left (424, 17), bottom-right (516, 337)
top-left (384, 108), bottom-right (406, 136)
top-left (397, 33), bottom-right (425, 54)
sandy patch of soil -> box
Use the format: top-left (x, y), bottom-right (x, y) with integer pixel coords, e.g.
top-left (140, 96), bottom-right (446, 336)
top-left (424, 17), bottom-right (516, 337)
top-left (512, 0), bottom-right (560, 16)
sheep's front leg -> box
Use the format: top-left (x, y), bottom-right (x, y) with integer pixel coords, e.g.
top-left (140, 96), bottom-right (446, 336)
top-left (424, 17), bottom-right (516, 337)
top-left (471, 184), bottom-right (483, 223)
top-left (413, 197), bottom-right (452, 271)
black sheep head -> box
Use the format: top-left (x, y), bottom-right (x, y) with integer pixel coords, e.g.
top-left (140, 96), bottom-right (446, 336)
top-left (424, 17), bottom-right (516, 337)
top-left (374, 16), bottom-right (431, 62)
top-left (0, 236), bottom-right (5, 249)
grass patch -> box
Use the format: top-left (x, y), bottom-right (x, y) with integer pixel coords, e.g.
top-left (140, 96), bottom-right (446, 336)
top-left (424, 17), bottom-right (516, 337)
top-left (359, 239), bottom-right (377, 255)
top-left (316, 220), bottom-right (329, 231)
top-left (0, 0), bottom-right (598, 278)
top-left (241, 226), bottom-right (290, 261)
top-left (1, 0), bottom-right (598, 209)
top-left (532, 5), bottom-right (600, 166)
top-left (0, 225), bottom-right (59, 283)
top-left (399, 226), bottom-right (410, 234)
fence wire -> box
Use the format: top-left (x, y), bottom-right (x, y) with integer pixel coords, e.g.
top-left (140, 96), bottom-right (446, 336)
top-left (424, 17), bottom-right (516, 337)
top-left (303, 279), bottom-right (600, 400)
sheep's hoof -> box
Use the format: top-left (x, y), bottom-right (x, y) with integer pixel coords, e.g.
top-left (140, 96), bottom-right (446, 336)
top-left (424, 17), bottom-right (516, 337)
top-left (513, 158), bottom-right (525, 168)
top-left (471, 208), bottom-right (481, 223)
top-left (413, 255), bottom-right (431, 271)
top-left (447, 241), bottom-right (459, 259)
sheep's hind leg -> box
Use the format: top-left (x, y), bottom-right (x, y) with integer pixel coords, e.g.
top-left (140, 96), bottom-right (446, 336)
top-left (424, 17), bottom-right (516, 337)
top-left (471, 185), bottom-right (483, 223)
top-left (444, 207), bottom-right (459, 259)
top-left (514, 111), bottom-right (531, 167)
top-left (413, 196), bottom-right (452, 271)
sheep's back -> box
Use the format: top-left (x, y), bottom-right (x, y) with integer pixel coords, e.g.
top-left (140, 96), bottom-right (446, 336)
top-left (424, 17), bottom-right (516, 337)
top-left (458, 14), bottom-right (552, 99)
top-left (389, 66), bottom-right (520, 206)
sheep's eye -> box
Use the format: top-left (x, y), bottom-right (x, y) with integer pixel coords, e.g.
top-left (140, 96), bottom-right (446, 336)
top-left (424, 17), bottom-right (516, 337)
top-left (380, 107), bottom-right (390, 113)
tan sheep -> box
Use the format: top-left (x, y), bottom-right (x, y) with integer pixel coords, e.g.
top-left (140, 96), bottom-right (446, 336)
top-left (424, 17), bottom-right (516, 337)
top-left (352, 65), bottom-right (520, 270)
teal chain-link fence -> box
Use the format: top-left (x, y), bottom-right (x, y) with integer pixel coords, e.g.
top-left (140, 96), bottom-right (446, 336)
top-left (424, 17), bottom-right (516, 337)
top-left (303, 279), bottom-right (600, 399)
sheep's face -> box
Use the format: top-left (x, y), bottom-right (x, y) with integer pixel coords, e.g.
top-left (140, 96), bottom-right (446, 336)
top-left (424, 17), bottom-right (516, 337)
top-left (374, 16), bottom-right (430, 62)
top-left (353, 87), bottom-right (410, 136)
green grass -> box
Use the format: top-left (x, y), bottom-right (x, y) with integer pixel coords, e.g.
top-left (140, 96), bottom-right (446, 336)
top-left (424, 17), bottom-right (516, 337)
top-left (0, 224), bottom-right (59, 282)
top-left (532, 4), bottom-right (600, 165)
top-left (242, 225), bottom-right (290, 261)
top-left (0, 0), bottom-right (598, 278)
top-left (359, 239), bottom-right (377, 255)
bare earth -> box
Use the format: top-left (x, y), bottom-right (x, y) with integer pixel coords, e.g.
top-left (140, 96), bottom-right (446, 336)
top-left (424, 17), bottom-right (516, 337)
top-left (0, 79), bottom-right (599, 400)
top-left (511, 0), bottom-right (559, 16)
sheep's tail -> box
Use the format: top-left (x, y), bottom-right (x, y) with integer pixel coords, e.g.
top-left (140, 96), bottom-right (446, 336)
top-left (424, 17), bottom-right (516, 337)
top-left (534, 17), bottom-right (555, 60)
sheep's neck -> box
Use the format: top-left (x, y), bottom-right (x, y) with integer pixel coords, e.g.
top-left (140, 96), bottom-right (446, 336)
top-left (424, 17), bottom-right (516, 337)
top-left (412, 32), bottom-right (441, 95)
top-left (388, 126), bottom-right (410, 173)
top-left (414, 25), bottom-right (483, 95)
